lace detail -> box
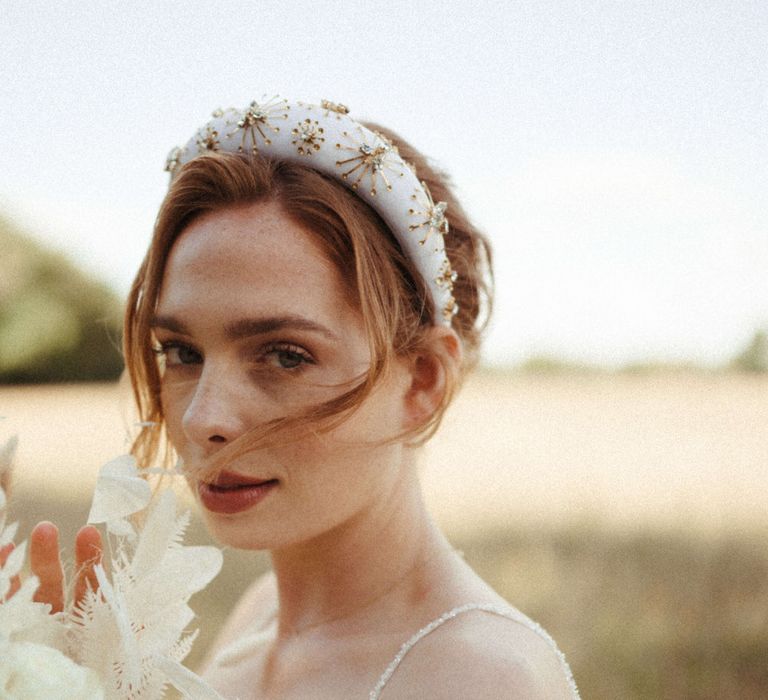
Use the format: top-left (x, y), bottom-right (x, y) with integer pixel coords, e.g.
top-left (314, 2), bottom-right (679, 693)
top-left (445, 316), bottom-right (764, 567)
top-left (369, 602), bottom-right (580, 699)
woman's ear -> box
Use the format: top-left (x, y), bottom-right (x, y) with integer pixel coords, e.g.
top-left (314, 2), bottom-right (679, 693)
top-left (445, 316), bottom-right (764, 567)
top-left (402, 327), bottom-right (463, 428)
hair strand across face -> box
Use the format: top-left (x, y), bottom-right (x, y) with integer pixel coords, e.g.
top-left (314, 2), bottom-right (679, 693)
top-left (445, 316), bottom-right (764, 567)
top-left (125, 131), bottom-right (492, 469)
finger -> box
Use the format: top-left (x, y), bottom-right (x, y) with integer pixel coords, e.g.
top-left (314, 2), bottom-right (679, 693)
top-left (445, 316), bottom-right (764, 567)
top-left (74, 525), bottom-right (103, 605)
top-left (0, 542), bottom-right (21, 600)
top-left (30, 521), bottom-right (65, 613)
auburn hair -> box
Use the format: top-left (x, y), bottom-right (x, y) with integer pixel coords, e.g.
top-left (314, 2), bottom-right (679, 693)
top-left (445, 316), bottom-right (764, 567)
top-left (124, 123), bottom-right (493, 468)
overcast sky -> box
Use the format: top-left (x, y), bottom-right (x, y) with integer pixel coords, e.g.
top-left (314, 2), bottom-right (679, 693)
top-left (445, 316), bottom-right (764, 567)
top-left (1, 1), bottom-right (766, 367)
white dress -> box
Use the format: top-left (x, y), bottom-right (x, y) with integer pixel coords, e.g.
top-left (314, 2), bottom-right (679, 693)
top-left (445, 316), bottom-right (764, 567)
top-left (368, 603), bottom-right (580, 699)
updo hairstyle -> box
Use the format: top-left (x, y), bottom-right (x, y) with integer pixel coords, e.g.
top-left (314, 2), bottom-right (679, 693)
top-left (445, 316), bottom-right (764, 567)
top-left (124, 123), bottom-right (493, 468)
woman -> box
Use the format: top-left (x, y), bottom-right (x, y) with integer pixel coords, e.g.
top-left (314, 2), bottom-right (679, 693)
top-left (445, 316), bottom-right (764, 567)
top-left (31, 96), bottom-right (579, 698)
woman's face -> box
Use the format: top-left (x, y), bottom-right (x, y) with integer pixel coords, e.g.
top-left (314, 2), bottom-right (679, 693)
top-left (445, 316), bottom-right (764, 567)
top-left (153, 201), bottom-right (412, 550)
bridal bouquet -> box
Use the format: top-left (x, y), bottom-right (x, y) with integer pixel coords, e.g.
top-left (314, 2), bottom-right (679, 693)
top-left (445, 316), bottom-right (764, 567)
top-left (0, 436), bottom-right (225, 699)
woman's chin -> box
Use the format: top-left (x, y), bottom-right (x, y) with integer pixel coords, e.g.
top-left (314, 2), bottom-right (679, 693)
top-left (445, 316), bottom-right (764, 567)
top-left (201, 513), bottom-right (279, 551)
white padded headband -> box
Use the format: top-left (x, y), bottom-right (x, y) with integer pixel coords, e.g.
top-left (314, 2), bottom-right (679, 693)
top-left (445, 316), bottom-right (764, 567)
top-left (165, 96), bottom-right (458, 326)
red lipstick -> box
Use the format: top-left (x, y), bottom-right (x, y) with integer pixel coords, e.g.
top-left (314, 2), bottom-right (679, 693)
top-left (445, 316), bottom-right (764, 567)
top-left (197, 470), bottom-right (278, 514)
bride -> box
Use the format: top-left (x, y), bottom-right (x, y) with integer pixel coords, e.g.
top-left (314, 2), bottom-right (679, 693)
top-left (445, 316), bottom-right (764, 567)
top-left (27, 96), bottom-right (579, 698)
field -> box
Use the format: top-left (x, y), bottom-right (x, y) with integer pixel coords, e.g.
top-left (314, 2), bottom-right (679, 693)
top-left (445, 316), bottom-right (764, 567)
top-left (2, 372), bottom-right (767, 698)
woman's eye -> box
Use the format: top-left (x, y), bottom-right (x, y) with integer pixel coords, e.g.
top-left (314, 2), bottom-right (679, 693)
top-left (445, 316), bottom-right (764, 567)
top-left (157, 343), bottom-right (202, 366)
top-left (263, 344), bottom-right (314, 370)
top-left (274, 350), bottom-right (305, 369)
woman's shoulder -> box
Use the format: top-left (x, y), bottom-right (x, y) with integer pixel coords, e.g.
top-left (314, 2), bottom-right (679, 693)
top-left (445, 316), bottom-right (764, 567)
top-left (376, 603), bottom-right (578, 699)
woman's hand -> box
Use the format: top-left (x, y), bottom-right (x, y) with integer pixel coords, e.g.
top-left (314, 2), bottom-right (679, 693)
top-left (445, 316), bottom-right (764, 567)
top-left (0, 522), bottom-right (103, 612)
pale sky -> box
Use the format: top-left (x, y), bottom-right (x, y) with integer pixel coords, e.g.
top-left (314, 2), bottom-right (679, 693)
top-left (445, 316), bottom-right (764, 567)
top-left (1, 1), bottom-right (766, 367)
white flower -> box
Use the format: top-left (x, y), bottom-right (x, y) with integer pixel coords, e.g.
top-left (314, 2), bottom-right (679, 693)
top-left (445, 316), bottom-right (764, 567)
top-left (0, 573), bottom-right (68, 650)
top-left (1, 446), bottom-right (225, 700)
top-left (74, 487), bottom-right (224, 699)
top-left (0, 639), bottom-right (105, 699)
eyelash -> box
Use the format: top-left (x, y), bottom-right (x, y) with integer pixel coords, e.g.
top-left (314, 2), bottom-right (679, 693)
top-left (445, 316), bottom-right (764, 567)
top-left (152, 341), bottom-right (315, 371)
top-left (153, 341), bottom-right (202, 366)
top-left (260, 342), bottom-right (315, 371)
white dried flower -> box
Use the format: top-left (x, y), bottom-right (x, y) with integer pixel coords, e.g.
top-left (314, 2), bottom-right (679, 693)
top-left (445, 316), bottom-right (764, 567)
top-left (0, 640), bottom-right (105, 699)
top-left (74, 467), bottom-right (224, 699)
top-left (0, 448), bottom-right (225, 700)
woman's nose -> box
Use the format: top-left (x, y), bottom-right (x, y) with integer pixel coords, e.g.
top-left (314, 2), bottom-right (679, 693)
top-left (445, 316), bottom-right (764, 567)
top-left (181, 366), bottom-right (249, 451)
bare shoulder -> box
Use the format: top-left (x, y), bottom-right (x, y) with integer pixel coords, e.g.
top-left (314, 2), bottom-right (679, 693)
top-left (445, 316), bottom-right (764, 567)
top-left (198, 570), bottom-right (276, 672)
top-left (380, 607), bottom-right (576, 699)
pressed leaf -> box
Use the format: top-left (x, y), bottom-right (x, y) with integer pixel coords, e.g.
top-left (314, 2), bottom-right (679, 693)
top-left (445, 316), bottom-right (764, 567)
top-left (153, 654), bottom-right (226, 700)
top-left (130, 489), bottom-right (177, 578)
top-left (0, 435), bottom-right (18, 477)
top-left (2, 539), bottom-right (27, 580)
top-left (87, 455), bottom-right (152, 525)
top-left (0, 521), bottom-right (19, 547)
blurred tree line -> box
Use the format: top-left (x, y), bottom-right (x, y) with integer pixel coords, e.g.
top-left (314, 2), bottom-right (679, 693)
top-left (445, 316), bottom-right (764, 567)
top-left (1, 213), bottom-right (766, 383)
top-left (517, 330), bottom-right (768, 375)
top-left (0, 216), bottom-right (123, 383)
top-left (729, 329), bottom-right (768, 373)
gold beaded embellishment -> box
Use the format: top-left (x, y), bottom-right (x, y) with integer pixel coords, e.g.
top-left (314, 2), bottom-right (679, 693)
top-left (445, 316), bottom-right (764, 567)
top-left (227, 96), bottom-right (289, 153)
top-left (335, 127), bottom-right (404, 196)
top-left (164, 146), bottom-right (182, 175)
top-left (320, 99), bottom-right (349, 116)
top-left (196, 125), bottom-right (220, 153)
top-left (408, 183), bottom-right (449, 245)
top-left (291, 118), bottom-right (325, 155)
top-left (442, 297), bottom-right (459, 321)
top-left (435, 259), bottom-right (458, 292)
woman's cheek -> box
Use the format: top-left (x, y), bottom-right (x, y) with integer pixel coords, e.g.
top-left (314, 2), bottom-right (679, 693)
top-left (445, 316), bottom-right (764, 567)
top-left (160, 383), bottom-right (191, 446)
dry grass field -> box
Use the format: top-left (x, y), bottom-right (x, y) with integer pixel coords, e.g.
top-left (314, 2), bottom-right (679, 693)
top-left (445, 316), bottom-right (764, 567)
top-left (2, 372), bottom-right (767, 698)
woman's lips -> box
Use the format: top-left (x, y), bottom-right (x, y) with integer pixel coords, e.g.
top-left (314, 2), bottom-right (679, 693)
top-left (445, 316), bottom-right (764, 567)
top-left (197, 471), bottom-right (278, 514)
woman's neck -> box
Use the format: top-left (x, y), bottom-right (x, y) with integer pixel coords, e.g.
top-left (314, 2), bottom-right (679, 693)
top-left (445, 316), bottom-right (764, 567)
top-left (268, 460), bottom-right (453, 639)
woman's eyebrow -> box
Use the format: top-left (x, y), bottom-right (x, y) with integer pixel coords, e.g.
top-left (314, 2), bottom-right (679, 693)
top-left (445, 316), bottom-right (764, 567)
top-left (150, 314), bottom-right (188, 334)
top-left (150, 314), bottom-right (337, 340)
top-left (224, 316), bottom-right (337, 341)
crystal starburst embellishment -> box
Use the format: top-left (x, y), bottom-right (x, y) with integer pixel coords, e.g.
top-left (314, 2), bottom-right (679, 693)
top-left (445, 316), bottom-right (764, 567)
top-left (320, 99), bottom-right (350, 116)
top-left (408, 183), bottom-right (449, 245)
top-left (196, 125), bottom-right (220, 153)
top-left (228, 96), bottom-right (289, 153)
top-left (292, 118), bottom-right (325, 155)
top-left (442, 296), bottom-right (459, 321)
top-left (435, 259), bottom-right (458, 291)
top-left (335, 128), bottom-right (404, 196)
top-left (164, 146), bottom-right (182, 174)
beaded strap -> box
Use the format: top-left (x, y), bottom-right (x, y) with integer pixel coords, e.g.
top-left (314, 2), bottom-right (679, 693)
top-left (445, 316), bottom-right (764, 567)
top-left (369, 602), bottom-right (580, 699)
